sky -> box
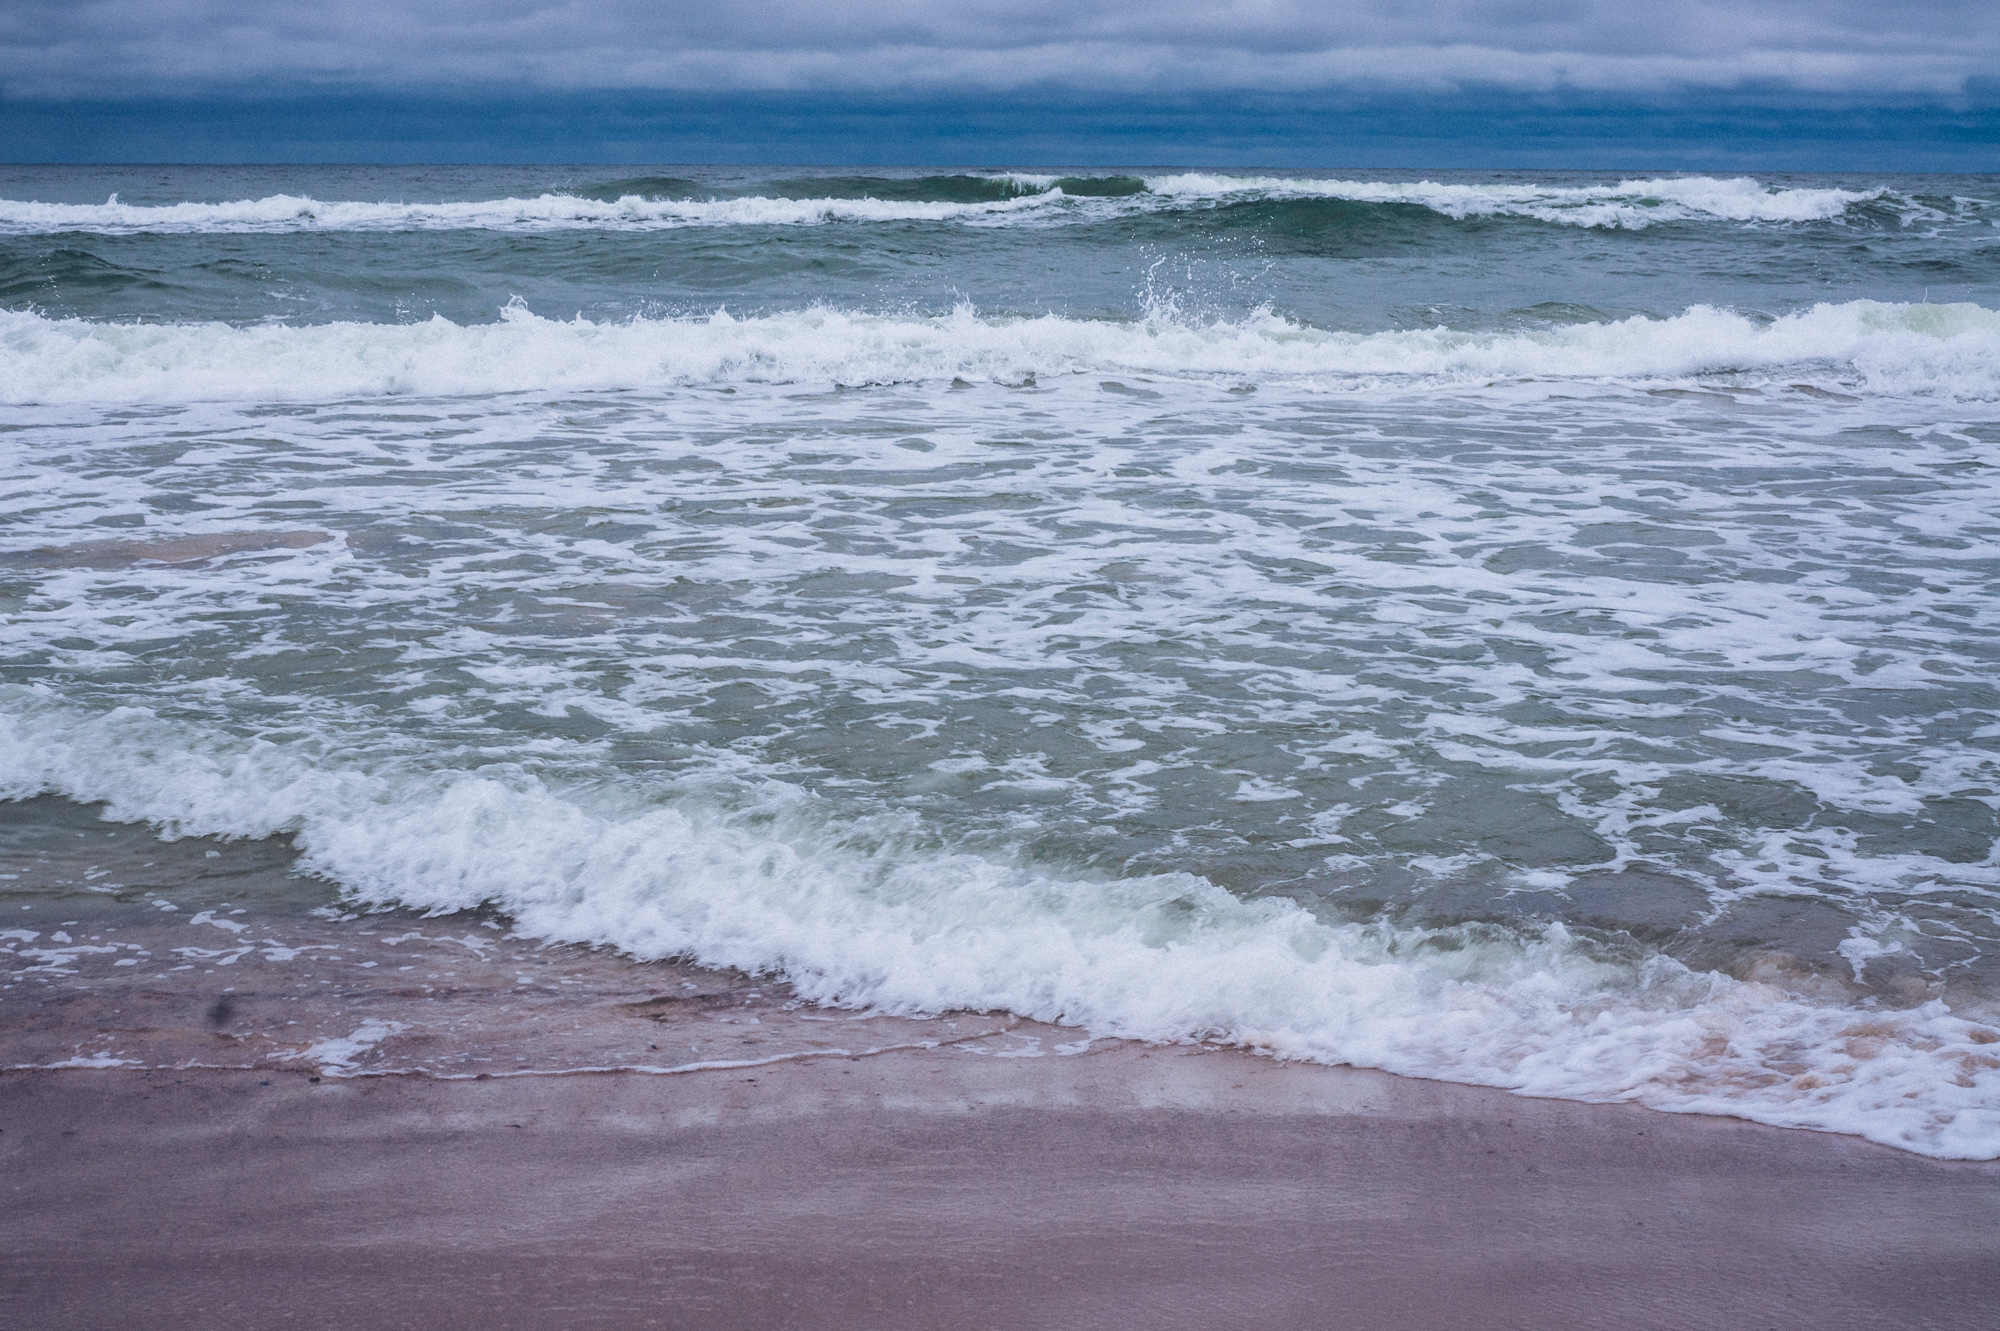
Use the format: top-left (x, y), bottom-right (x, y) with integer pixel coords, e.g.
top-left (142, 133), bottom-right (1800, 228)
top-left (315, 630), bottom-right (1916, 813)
top-left (2, 1), bottom-right (1996, 166)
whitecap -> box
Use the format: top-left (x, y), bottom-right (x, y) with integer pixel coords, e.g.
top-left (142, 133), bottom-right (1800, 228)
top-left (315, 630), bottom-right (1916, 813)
top-left (2, 299), bottom-right (1996, 405)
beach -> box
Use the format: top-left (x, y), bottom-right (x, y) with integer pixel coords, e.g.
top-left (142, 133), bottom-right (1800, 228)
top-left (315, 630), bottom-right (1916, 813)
top-left (8, 1051), bottom-right (1999, 1330)
top-left (4, 164), bottom-right (2000, 1323)
top-left (7, 795), bottom-right (1999, 1329)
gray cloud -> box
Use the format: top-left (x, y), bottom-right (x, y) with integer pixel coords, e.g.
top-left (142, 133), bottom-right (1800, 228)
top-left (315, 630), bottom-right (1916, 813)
top-left (2, 1), bottom-right (1994, 99)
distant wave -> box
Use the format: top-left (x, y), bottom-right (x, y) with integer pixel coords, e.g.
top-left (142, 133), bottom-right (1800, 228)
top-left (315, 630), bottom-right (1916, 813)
top-left (3, 299), bottom-right (1996, 403)
top-left (0, 189), bottom-right (1068, 235)
top-left (1145, 173), bottom-right (1886, 226)
top-left (0, 175), bottom-right (1922, 235)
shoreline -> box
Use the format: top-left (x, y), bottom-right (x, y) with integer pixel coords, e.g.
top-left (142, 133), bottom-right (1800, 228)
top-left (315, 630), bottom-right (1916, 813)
top-left (6, 785), bottom-right (1998, 1162)
top-left (9, 787), bottom-right (2000, 1164)
top-left (8, 790), bottom-right (2000, 1327)
top-left (8, 1049), bottom-right (1999, 1330)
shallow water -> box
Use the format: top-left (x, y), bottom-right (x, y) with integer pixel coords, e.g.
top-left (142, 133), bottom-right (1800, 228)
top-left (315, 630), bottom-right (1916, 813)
top-left (2, 165), bottom-right (1998, 1155)
top-left (0, 795), bottom-right (1040, 1078)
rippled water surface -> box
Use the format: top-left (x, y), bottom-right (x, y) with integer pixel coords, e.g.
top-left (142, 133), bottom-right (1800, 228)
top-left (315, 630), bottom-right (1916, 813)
top-left (3, 165), bottom-right (1999, 1156)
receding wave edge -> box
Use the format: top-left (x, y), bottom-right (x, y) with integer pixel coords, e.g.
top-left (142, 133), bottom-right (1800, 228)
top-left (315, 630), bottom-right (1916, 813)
top-left (1, 694), bottom-right (1996, 1158)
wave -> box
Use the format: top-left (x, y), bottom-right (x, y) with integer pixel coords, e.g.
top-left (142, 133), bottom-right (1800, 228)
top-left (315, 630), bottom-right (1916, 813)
top-left (561, 173), bottom-right (1149, 206)
top-left (0, 175), bottom-right (1919, 235)
top-left (0, 247), bottom-right (174, 304)
top-left (750, 173), bottom-right (1033, 203)
top-left (0, 189), bottom-right (1073, 236)
top-left (567, 175), bottom-right (706, 202)
top-left (1146, 173), bottom-right (1885, 227)
top-left (0, 692), bottom-right (1994, 1158)
top-left (3, 300), bottom-right (1997, 404)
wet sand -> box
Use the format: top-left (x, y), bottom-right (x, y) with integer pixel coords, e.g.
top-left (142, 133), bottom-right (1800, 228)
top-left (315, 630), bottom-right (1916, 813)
top-left (5, 795), bottom-right (2000, 1328)
top-left (6, 1051), bottom-right (1999, 1331)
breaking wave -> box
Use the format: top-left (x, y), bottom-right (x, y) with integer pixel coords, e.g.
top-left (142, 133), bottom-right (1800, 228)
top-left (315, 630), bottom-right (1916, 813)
top-left (0, 175), bottom-right (1912, 235)
top-left (1, 693), bottom-right (1995, 1158)
top-left (3, 299), bottom-right (1997, 404)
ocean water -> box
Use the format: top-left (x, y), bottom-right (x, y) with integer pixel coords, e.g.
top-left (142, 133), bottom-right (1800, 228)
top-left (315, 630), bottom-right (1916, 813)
top-left (3, 164), bottom-right (1999, 1156)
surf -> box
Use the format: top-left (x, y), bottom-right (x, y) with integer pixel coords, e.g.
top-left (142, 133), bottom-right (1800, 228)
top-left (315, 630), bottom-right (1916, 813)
top-left (1, 691), bottom-right (1995, 1158)
top-left (3, 299), bottom-right (1997, 404)
top-left (0, 174), bottom-right (1914, 235)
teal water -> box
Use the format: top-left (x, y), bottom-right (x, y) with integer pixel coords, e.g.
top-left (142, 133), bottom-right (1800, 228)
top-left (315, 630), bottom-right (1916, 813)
top-left (3, 165), bottom-right (1999, 1155)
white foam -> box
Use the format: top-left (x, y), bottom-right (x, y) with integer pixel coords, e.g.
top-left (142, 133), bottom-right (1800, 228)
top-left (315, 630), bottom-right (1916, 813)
top-left (0, 189), bottom-right (1071, 235)
top-left (1, 693), bottom-right (1995, 1158)
top-left (1145, 174), bottom-right (1883, 227)
top-left (0, 175), bottom-right (1889, 235)
top-left (3, 299), bottom-right (1997, 405)
top-left (291, 1018), bottom-right (406, 1073)
top-left (9, 1054), bottom-right (144, 1070)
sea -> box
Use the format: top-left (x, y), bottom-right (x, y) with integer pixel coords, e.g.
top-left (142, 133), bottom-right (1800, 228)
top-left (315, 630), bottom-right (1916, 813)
top-left (2, 164), bottom-right (1998, 1157)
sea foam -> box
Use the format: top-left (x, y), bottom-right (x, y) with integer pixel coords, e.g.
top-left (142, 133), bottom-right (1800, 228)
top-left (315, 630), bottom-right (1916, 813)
top-left (1, 691), bottom-right (1995, 1159)
top-left (0, 175), bottom-right (1895, 235)
top-left (0, 190), bottom-right (1069, 235)
top-left (1142, 174), bottom-right (1883, 227)
top-left (3, 300), bottom-right (1997, 404)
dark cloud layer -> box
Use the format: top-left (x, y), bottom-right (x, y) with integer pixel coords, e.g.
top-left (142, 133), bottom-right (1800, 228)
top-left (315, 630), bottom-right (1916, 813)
top-left (4, 0), bottom-right (1996, 100)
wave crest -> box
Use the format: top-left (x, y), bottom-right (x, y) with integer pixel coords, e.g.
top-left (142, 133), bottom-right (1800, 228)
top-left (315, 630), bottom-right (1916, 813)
top-left (0, 175), bottom-right (1917, 235)
top-left (1, 693), bottom-right (1994, 1159)
top-left (3, 300), bottom-right (1996, 404)
top-left (1149, 173), bottom-right (1884, 227)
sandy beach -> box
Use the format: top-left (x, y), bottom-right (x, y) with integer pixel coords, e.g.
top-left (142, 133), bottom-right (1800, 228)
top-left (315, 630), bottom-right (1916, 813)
top-left (7, 1049), bottom-right (1999, 1331)
top-left (6, 793), bottom-right (2000, 1329)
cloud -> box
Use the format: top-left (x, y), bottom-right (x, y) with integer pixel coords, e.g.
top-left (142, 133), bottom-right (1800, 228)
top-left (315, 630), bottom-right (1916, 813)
top-left (2, 0), bottom-right (1995, 100)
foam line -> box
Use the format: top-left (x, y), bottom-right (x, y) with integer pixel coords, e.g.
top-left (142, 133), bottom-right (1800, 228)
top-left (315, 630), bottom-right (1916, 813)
top-left (0, 175), bottom-right (1899, 235)
top-left (1, 695), bottom-right (1995, 1158)
top-left (3, 300), bottom-right (1995, 405)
